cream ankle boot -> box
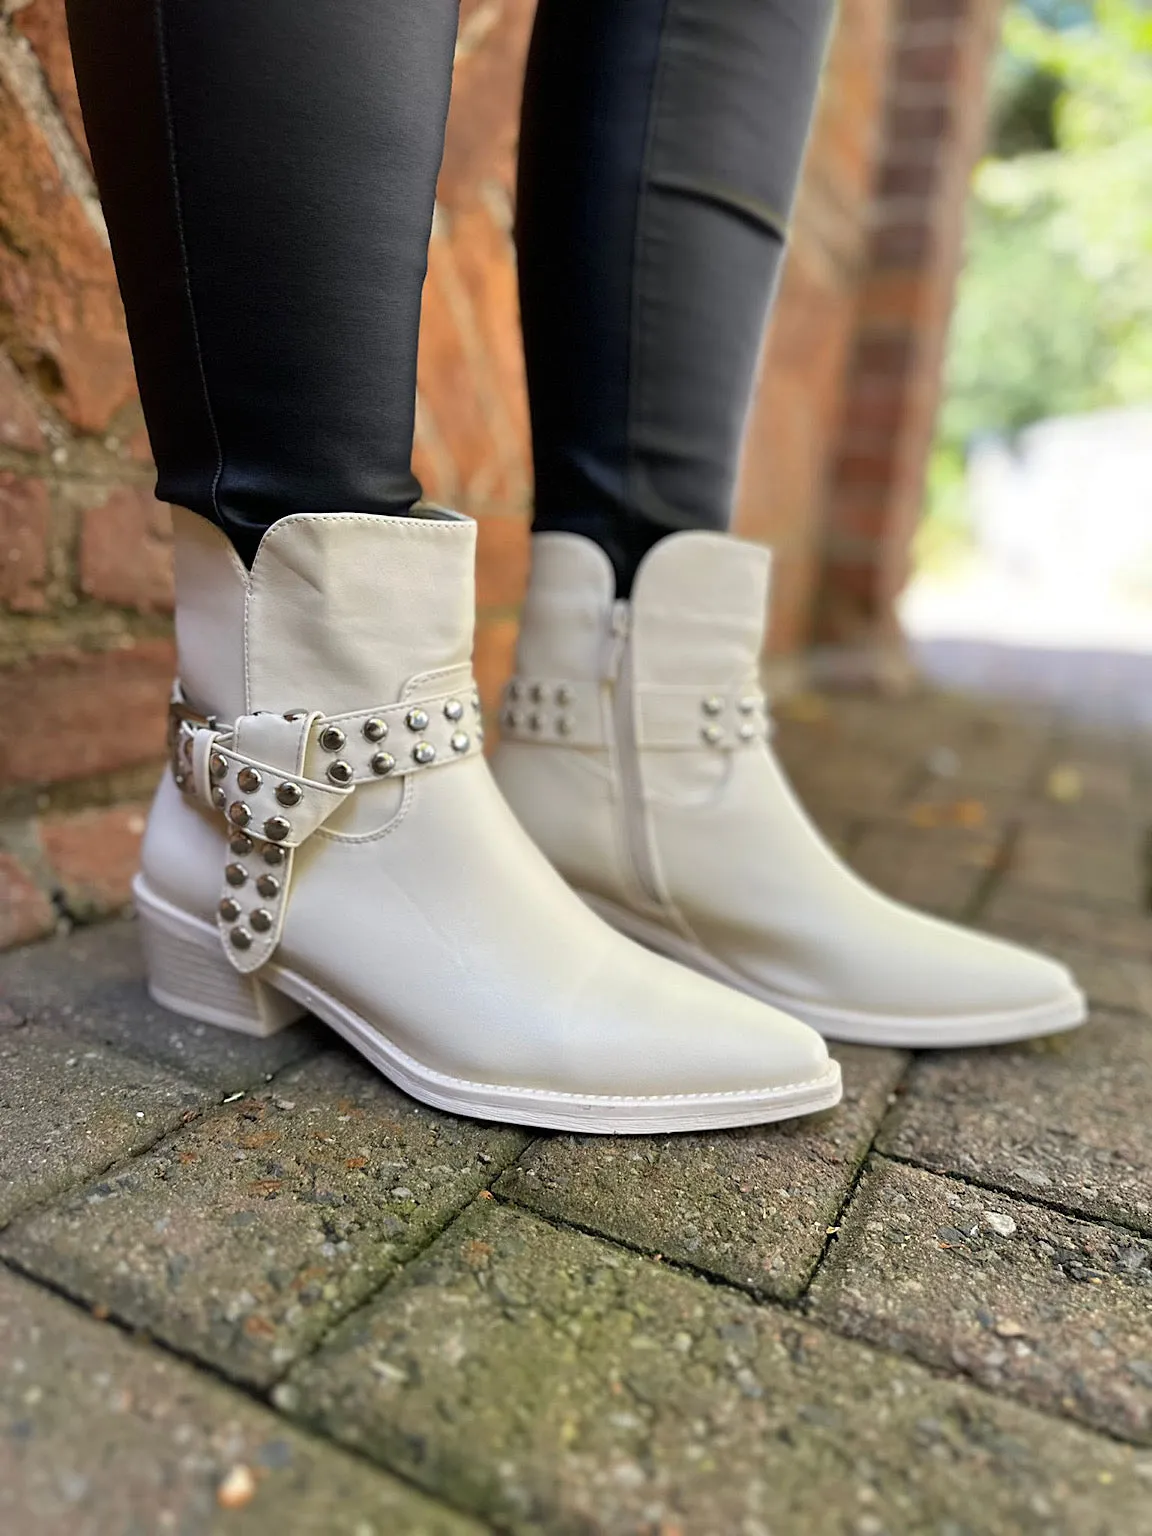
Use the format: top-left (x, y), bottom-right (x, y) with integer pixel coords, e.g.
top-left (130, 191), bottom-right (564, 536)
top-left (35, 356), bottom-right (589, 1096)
top-left (135, 509), bottom-right (840, 1132)
top-left (492, 531), bottom-right (1086, 1048)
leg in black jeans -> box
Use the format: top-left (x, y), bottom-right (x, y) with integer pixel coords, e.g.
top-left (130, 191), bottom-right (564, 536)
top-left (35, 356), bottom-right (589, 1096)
top-left (66, 0), bottom-right (833, 581)
top-left (65, 0), bottom-right (457, 566)
top-left (519, 0), bottom-right (835, 594)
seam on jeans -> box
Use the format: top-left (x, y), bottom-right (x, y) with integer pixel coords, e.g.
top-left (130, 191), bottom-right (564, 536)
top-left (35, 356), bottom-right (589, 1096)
top-left (154, 0), bottom-right (226, 526)
top-left (648, 172), bottom-right (789, 244)
top-left (624, 0), bottom-right (675, 523)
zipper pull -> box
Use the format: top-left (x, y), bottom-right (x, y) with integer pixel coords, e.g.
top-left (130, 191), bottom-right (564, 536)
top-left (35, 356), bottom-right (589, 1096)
top-left (604, 600), bottom-right (631, 683)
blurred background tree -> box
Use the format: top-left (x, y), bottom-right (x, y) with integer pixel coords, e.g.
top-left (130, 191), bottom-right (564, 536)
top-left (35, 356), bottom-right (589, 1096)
top-left (920, 0), bottom-right (1152, 567)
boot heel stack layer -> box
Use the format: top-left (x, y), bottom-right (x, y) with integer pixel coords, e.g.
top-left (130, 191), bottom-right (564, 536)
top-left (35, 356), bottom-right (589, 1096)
top-left (135, 878), bottom-right (305, 1038)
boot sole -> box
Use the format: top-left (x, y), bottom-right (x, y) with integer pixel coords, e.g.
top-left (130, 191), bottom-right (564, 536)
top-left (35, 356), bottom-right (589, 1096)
top-left (578, 892), bottom-right (1088, 1049)
top-left (133, 877), bottom-right (842, 1134)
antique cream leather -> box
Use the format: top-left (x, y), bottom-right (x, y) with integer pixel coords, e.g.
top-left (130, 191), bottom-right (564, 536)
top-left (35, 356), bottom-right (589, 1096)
top-left (135, 508), bottom-right (841, 1132)
top-left (493, 531), bottom-right (1087, 1048)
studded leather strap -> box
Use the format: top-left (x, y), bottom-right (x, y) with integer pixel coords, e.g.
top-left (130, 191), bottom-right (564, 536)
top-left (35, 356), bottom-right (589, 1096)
top-left (168, 679), bottom-right (484, 974)
top-left (499, 675), bottom-right (769, 752)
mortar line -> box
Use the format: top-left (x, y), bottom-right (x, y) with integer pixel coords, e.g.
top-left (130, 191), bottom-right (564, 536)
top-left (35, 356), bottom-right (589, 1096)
top-left (879, 1149), bottom-right (1152, 1241)
top-left (794, 1051), bottom-right (918, 1297)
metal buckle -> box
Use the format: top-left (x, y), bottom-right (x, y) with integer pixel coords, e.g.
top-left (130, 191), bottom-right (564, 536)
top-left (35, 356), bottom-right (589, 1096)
top-left (167, 695), bottom-right (218, 789)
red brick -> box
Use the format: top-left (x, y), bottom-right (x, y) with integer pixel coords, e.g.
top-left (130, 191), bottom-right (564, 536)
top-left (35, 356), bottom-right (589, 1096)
top-left (472, 611), bottom-right (518, 725)
top-left (79, 486), bottom-right (174, 613)
top-left (887, 102), bottom-right (952, 145)
top-left (14, 0), bottom-right (90, 163)
top-left (896, 38), bottom-right (963, 84)
top-left (0, 639), bottom-right (174, 789)
top-left (0, 851), bottom-right (55, 951)
top-left (475, 512), bottom-right (530, 612)
top-left (0, 352), bottom-right (47, 451)
top-left (438, 0), bottom-right (534, 210)
top-left (0, 474), bottom-right (51, 612)
top-left (0, 77), bottom-right (136, 433)
top-left (41, 801), bottom-right (148, 921)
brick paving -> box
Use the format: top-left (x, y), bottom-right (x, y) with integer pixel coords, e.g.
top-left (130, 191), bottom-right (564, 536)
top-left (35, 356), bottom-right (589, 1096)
top-left (2, 687), bottom-right (1151, 1533)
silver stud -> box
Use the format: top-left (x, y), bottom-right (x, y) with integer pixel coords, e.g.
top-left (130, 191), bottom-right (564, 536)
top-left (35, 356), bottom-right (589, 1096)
top-left (263, 844), bottom-right (285, 867)
top-left (529, 682), bottom-right (546, 703)
top-left (276, 781), bottom-right (302, 807)
top-left (405, 707), bottom-right (429, 732)
top-left (362, 717), bottom-right (388, 743)
top-left (228, 802), bottom-right (251, 827)
top-left (443, 699), bottom-right (464, 722)
top-left (230, 833), bottom-right (253, 857)
top-left (250, 908), bottom-right (273, 934)
top-left (555, 684), bottom-right (574, 706)
top-left (702, 724), bottom-right (723, 746)
top-left (371, 750), bottom-right (397, 776)
top-left (412, 741), bottom-right (436, 765)
top-left (327, 759), bottom-right (353, 785)
top-left (209, 751), bottom-right (229, 781)
top-left (230, 927), bottom-right (252, 951)
top-left (450, 731), bottom-right (470, 754)
top-left (702, 696), bottom-right (724, 717)
top-left (225, 863), bottom-right (248, 888)
top-left (737, 696), bottom-right (759, 715)
top-left (237, 766), bottom-right (262, 794)
top-left (174, 771), bottom-right (188, 792)
top-left (502, 708), bottom-right (521, 730)
top-left (211, 786), bottom-right (227, 810)
top-left (264, 815), bottom-right (291, 842)
top-left (507, 681), bottom-right (522, 703)
top-left (283, 709), bottom-right (308, 722)
top-left (528, 711), bottom-right (544, 732)
top-left (218, 897), bottom-right (241, 922)
top-left (319, 725), bottom-right (346, 752)
top-left (256, 873), bottom-right (280, 899)
top-left (738, 722), bottom-right (757, 742)
top-left (472, 693), bottom-right (482, 713)
top-left (557, 715), bottom-right (573, 736)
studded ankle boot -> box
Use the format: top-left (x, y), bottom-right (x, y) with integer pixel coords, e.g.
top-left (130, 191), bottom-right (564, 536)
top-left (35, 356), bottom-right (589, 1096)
top-left (491, 531), bottom-right (1086, 1048)
top-left (135, 508), bottom-right (840, 1132)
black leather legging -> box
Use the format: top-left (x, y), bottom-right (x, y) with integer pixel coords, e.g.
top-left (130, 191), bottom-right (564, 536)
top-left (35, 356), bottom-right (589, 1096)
top-left (65, 0), bottom-right (834, 591)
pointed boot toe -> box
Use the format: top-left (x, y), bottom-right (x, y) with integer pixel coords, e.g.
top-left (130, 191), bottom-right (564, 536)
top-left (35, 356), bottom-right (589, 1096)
top-left (493, 530), bottom-right (1088, 1051)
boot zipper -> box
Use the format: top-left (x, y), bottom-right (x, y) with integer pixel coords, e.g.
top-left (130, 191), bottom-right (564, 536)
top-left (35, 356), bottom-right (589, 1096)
top-left (607, 601), bottom-right (663, 908)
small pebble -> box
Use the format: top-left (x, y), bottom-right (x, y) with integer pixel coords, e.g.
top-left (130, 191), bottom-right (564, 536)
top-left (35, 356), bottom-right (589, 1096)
top-left (216, 1464), bottom-right (256, 1509)
top-left (983, 1211), bottom-right (1017, 1238)
top-left (994, 1319), bottom-right (1026, 1339)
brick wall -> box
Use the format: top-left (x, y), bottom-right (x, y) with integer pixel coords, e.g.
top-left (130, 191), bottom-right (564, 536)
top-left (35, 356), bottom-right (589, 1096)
top-left (814, 0), bottom-right (1004, 669)
top-left (0, 0), bottom-right (999, 948)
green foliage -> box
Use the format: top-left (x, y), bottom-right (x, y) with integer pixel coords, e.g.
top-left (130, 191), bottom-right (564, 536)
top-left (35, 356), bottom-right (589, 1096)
top-left (936, 0), bottom-right (1152, 461)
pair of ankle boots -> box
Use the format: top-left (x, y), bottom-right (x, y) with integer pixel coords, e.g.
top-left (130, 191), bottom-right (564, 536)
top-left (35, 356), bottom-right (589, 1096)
top-left (137, 507), bottom-right (1085, 1134)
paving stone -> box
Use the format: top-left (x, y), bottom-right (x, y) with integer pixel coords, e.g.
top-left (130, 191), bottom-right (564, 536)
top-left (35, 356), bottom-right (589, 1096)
top-left (0, 1266), bottom-right (478, 1535)
top-left (0, 918), bottom-right (324, 1092)
top-left (810, 1158), bottom-right (1152, 1445)
top-left (1, 1051), bottom-right (529, 1387)
top-left (0, 1019), bottom-right (205, 1229)
top-left (285, 1200), bottom-right (1151, 1535)
top-left (496, 1045), bottom-right (907, 1298)
top-left (979, 887), bottom-right (1152, 960)
top-left (846, 824), bottom-right (1002, 917)
top-left (1001, 825), bottom-right (1146, 910)
top-left (877, 1009), bottom-right (1152, 1236)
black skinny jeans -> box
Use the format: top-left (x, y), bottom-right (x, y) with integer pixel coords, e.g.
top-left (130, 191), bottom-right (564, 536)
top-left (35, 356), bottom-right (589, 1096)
top-left (65, 0), bottom-right (834, 592)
